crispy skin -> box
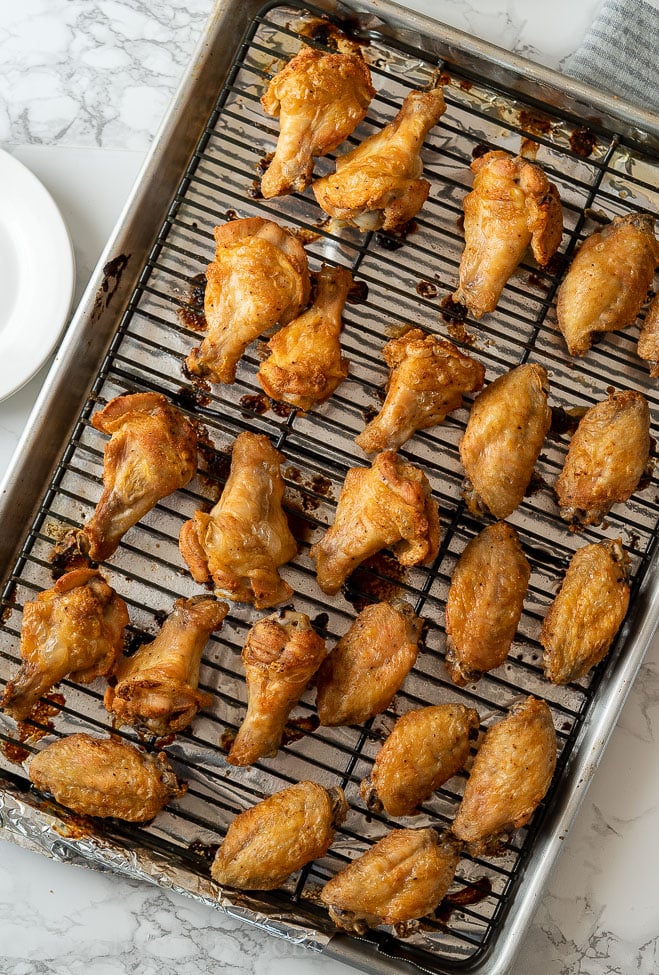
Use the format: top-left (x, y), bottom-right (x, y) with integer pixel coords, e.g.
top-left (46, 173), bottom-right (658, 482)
top-left (637, 293), bottom-right (659, 378)
top-left (211, 780), bottom-right (347, 890)
top-left (311, 451), bottom-right (440, 595)
top-left (104, 596), bottom-right (228, 737)
top-left (261, 45), bottom-right (374, 198)
top-left (459, 363), bottom-right (551, 519)
top-left (186, 218), bottom-right (310, 384)
top-left (451, 696), bottom-right (556, 855)
top-left (1, 569), bottom-right (128, 722)
top-left (316, 600), bottom-right (422, 726)
top-left (557, 213), bottom-right (659, 356)
top-left (257, 264), bottom-right (352, 410)
top-left (313, 87), bottom-right (445, 232)
top-left (360, 704), bottom-right (480, 817)
top-left (445, 522), bottom-right (530, 685)
top-left (541, 539), bottom-right (630, 684)
top-left (179, 432), bottom-right (297, 609)
top-left (28, 734), bottom-right (184, 822)
top-left (227, 611), bottom-right (327, 766)
top-left (454, 151), bottom-right (563, 318)
top-left (320, 828), bottom-right (461, 931)
top-left (555, 389), bottom-right (651, 527)
top-left (356, 329), bottom-right (485, 453)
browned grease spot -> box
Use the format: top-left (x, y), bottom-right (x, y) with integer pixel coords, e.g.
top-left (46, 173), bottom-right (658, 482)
top-left (2, 693), bottom-right (68, 764)
top-left (303, 15), bottom-right (370, 49)
top-left (50, 533), bottom-right (90, 578)
top-left (519, 109), bottom-right (552, 136)
top-left (312, 612), bottom-right (329, 633)
top-left (271, 400), bottom-right (295, 419)
top-left (224, 209), bottom-right (238, 222)
top-left (525, 471), bottom-right (551, 497)
top-left (172, 384), bottom-right (211, 410)
top-left (190, 839), bottom-right (219, 865)
top-left (281, 714), bottom-right (320, 745)
top-left (310, 474), bottom-right (333, 498)
top-left (177, 273), bottom-right (207, 332)
top-left (438, 71), bottom-right (452, 87)
top-left (247, 182), bottom-right (263, 200)
top-left (471, 143), bottom-right (490, 160)
top-left (440, 294), bottom-right (468, 324)
top-left (527, 272), bottom-right (550, 291)
top-left (570, 126), bottom-right (597, 158)
top-left (458, 79), bottom-right (473, 92)
top-left (347, 279), bottom-right (369, 305)
top-left (219, 727), bottom-right (236, 752)
top-left (284, 505), bottom-right (313, 543)
top-left (549, 405), bottom-right (588, 437)
top-left (375, 219), bottom-right (418, 251)
top-left (342, 551), bottom-right (407, 612)
top-left (417, 280), bottom-right (438, 299)
top-left (197, 442), bottom-right (232, 493)
top-left (544, 251), bottom-right (564, 277)
top-left (434, 876), bottom-right (493, 923)
top-left (92, 253), bottom-right (131, 322)
top-left (239, 393), bottom-right (269, 416)
top-left (1, 740), bottom-right (30, 764)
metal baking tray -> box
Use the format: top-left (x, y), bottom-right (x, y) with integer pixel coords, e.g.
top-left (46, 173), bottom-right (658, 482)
top-left (1, 2), bottom-right (658, 973)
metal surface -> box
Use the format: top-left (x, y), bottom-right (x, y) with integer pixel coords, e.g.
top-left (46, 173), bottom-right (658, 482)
top-left (1, 2), bottom-right (658, 974)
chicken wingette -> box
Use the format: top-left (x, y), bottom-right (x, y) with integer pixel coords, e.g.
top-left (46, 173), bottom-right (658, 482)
top-left (637, 293), bottom-right (659, 378)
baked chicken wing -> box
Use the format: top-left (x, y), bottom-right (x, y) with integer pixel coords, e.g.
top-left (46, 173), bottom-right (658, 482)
top-left (186, 218), bottom-right (310, 384)
top-left (179, 432), bottom-right (297, 609)
top-left (637, 293), bottom-right (659, 378)
top-left (257, 263), bottom-right (352, 411)
top-left (453, 151), bottom-right (563, 318)
top-left (211, 780), bottom-right (348, 890)
top-left (260, 45), bottom-right (375, 198)
top-left (313, 86), bottom-right (446, 232)
top-left (1, 568), bottom-right (128, 722)
top-left (355, 329), bottom-right (485, 453)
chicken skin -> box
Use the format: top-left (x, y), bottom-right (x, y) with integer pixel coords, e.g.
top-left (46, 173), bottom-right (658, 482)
top-left (28, 733), bottom-right (185, 822)
top-left (313, 86), bottom-right (446, 232)
top-left (316, 599), bottom-right (422, 726)
top-left (556, 212), bottom-right (659, 357)
top-left (311, 451), bottom-right (440, 595)
top-left (555, 389), bottom-right (651, 527)
top-left (104, 596), bottom-right (228, 737)
top-left (360, 704), bottom-right (480, 817)
top-left (179, 432), bottom-right (297, 609)
top-left (260, 45), bottom-right (375, 199)
top-left (453, 151), bottom-right (563, 318)
top-left (459, 363), bottom-right (551, 519)
top-left (637, 293), bottom-right (659, 378)
top-left (186, 218), bottom-right (310, 384)
top-left (211, 780), bottom-right (348, 890)
top-left (1, 568), bottom-right (128, 722)
top-left (451, 696), bottom-right (556, 855)
top-left (355, 329), bottom-right (485, 453)
top-left (227, 611), bottom-right (327, 766)
top-left (257, 264), bottom-right (352, 411)
top-left (320, 828), bottom-right (461, 932)
top-left (541, 539), bottom-right (630, 684)
top-left (445, 522), bottom-right (530, 686)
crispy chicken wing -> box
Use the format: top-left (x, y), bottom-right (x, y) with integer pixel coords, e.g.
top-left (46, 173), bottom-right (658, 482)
top-left (555, 389), bottom-right (651, 527)
top-left (186, 218), bottom-right (310, 384)
top-left (355, 329), bottom-right (485, 453)
top-left (211, 780), bottom-right (347, 890)
top-left (556, 212), bottom-right (658, 356)
top-left (459, 363), bottom-right (551, 520)
top-left (260, 45), bottom-right (375, 199)
top-left (1, 568), bottom-right (128, 722)
top-left (311, 451), bottom-right (440, 595)
top-left (360, 704), bottom-right (480, 817)
top-left (313, 87), bottom-right (446, 232)
top-left (227, 611), bottom-right (327, 766)
top-left (179, 432), bottom-right (297, 609)
top-left (104, 596), bottom-right (228, 737)
top-left (541, 539), bottom-right (630, 684)
top-left (28, 733), bottom-right (184, 822)
top-left (257, 264), bottom-right (352, 410)
top-left (637, 294), bottom-right (659, 378)
top-left (453, 151), bottom-right (563, 318)
top-left (445, 522), bottom-right (530, 686)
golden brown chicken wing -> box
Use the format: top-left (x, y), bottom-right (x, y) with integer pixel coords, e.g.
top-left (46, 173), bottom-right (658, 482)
top-left (313, 86), bottom-right (446, 232)
top-left (28, 733), bottom-right (184, 822)
top-left (1, 568), bottom-right (128, 722)
top-left (637, 294), bottom-right (659, 378)
top-left (459, 363), bottom-right (551, 519)
top-left (555, 389), bottom-right (651, 527)
top-left (445, 522), bottom-right (530, 686)
top-left (355, 329), bottom-right (485, 453)
top-left (179, 432), bottom-right (297, 609)
top-left (541, 539), bottom-right (630, 684)
top-left (453, 151), bottom-right (563, 318)
top-left (104, 596), bottom-right (228, 737)
top-left (186, 218), bottom-right (310, 384)
top-left (227, 611), bottom-right (327, 766)
top-left (260, 45), bottom-right (375, 199)
top-left (316, 599), bottom-right (422, 726)
top-left (257, 264), bottom-right (352, 411)
top-left (211, 780), bottom-right (347, 890)
top-left (360, 704), bottom-right (480, 817)
top-left (311, 451), bottom-right (440, 595)
top-left (556, 212), bottom-right (658, 356)
top-left (451, 696), bottom-right (556, 855)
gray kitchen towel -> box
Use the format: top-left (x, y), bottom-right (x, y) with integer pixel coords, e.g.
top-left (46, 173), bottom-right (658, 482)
top-left (566, 0), bottom-right (659, 114)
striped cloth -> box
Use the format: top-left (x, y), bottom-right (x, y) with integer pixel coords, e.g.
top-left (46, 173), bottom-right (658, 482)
top-left (566, 0), bottom-right (659, 113)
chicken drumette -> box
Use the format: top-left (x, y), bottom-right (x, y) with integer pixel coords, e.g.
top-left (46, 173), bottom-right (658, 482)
top-left (638, 294), bottom-right (659, 378)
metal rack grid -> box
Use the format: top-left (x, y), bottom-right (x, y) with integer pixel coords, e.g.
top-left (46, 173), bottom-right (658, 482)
top-left (1, 1), bottom-right (658, 970)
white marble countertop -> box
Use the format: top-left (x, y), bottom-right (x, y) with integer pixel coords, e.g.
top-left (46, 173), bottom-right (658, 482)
top-left (1, 2), bottom-right (657, 974)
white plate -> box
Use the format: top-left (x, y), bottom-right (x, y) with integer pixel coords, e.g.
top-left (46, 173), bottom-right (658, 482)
top-left (0, 149), bottom-right (75, 401)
